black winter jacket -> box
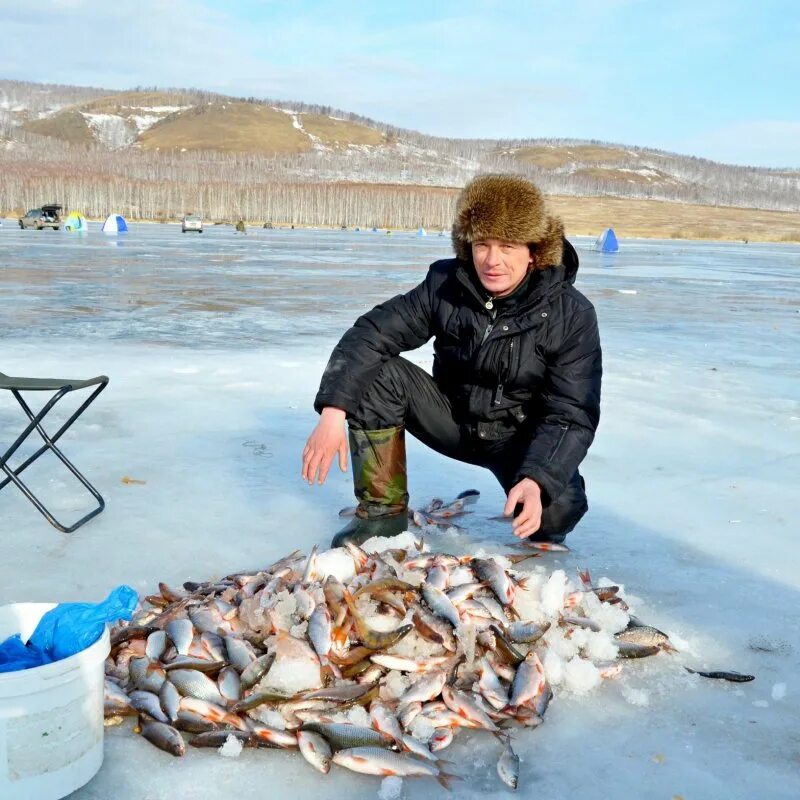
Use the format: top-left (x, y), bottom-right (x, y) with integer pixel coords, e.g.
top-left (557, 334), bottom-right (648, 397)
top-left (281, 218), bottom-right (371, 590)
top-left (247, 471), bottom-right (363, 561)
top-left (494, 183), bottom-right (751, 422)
top-left (315, 240), bottom-right (602, 503)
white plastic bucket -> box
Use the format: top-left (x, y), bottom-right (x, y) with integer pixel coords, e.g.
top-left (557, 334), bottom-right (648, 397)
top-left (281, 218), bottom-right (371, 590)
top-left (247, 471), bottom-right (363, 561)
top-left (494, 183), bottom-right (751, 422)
top-left (0, 603), bottom-right (110, 800)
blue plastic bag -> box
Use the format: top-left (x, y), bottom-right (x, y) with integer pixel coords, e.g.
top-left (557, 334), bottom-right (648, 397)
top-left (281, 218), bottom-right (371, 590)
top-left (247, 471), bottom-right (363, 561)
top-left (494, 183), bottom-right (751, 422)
top-left (0, 585), bottom-right (138, 672)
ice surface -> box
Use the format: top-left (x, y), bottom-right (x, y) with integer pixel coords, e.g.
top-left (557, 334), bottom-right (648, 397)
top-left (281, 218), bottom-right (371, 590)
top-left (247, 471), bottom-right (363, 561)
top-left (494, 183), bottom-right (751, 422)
top-left (1, 227), bottom-right (799, 798)
top-left (378, 776), bottom-right (403, 800)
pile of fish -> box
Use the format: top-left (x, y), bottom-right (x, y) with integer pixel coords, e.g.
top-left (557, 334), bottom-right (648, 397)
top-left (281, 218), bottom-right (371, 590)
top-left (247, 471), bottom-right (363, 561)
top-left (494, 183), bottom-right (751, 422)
top-left (104, 517), bottom-right (679, 791)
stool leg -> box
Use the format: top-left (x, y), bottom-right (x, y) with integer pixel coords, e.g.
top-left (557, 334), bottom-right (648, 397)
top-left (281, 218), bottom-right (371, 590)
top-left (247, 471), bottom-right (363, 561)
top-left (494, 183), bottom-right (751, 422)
top-left (0, 382), bottom-right (108, 532)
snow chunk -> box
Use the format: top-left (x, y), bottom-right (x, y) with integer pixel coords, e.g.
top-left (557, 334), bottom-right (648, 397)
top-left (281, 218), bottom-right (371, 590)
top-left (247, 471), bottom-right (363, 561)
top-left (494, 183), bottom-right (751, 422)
top-left (543, 649), bottom-right (566, 686)
top-left (448, 566), bottom-right (474, 587)
top-left (345, 705), bottom-right (371, 727)
top-left (260, 633), bottom-right (322, 693)
top-left (361, 531), bottom-right (423, 554)
top-left (581, 629), bottom-right (620, 661)
top-left (382, 670), bottom-right (411, 701)
top-left (409, 715), bottom-right (436, 742)
top-left (582, 592), bottom-right (629, 633)
top-left (541, 570), bottom-right (567, 616)
top-left (249, 708), bottom-right (286, 729)
top-left (564, 657), bottom-right (601, 694)
top-left (378, 776), bottom-right (403, 800)
top-left (316, 548), bottom-right (356, 582)
top-left (772, 683), bottom-right (787, 701)
top-left (218, 734), bottom-right (244, 758)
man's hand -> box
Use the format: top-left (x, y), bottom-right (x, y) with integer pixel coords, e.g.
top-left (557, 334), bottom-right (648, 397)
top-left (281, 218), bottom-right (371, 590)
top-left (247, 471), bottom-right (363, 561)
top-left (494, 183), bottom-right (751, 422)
top-left (302, 407), bottom-right (349, 485)
top-left (503, 478), bottom-right (542, 538)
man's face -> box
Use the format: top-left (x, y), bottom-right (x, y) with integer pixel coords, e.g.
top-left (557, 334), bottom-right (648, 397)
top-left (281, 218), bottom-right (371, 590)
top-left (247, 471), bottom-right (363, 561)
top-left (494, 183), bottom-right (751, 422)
top-left (471, 239), bottom-right (531, 298)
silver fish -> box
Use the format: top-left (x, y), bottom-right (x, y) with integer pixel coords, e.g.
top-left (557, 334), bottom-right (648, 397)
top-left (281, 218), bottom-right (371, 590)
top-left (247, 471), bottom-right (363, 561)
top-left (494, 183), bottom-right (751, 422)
top-left (130, 657), bottom-right (166, 694)
top-left (497, 739), bottom-right (520, 789)
top-left (332, 747), bottom-right (455, 788)
top-left (159, 680), bottom-right (181, 723)
top-left (421, 583), bottom-right (461, 628)
top-left (297, 729), bottom-right (333, 773)
top-left (168, 669), bottom-right (227, 705)
top-left (129, 690), bottom-right (169, 723)
top-left (165, 619), bottom-right (194, 656)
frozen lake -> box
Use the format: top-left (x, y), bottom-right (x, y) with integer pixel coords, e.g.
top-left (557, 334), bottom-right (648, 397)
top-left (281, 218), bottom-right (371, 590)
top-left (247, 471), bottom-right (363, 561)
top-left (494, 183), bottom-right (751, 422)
top-left (1, 220), bottom-right (799, 798)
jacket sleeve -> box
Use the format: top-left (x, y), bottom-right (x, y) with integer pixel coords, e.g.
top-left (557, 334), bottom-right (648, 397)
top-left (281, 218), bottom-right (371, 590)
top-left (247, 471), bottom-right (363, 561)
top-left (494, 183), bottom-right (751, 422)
top-left (314, 272), bottom-right (436, 416)
top-left (515, 303), bottom-right (602, 503)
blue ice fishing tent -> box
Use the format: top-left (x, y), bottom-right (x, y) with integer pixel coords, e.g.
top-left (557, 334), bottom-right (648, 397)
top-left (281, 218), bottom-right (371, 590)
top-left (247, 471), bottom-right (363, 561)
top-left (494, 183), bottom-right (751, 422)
top-left (102, 214), bottom-right (128, 234)
top-left (416, 227), bottom-right (427, 237)
top-left (594, 228), bottom-right (619, 252)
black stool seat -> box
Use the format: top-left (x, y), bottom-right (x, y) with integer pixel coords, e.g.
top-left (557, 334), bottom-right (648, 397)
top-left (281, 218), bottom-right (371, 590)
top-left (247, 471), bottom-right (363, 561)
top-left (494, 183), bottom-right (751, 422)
top-left (1, 370), bottom-right (109, 533)
top-left (0, 372), bottom-right (107, 392)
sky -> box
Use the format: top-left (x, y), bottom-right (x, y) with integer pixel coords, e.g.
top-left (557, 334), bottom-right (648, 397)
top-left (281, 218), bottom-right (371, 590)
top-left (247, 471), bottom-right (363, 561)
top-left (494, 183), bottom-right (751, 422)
top-left (0, 0), bottom-right (798, 167)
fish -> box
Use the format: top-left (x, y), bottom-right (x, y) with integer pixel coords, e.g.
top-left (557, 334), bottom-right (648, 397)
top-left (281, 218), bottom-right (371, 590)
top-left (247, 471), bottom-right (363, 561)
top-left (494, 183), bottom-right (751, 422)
top-left (397, 670), bottom-right (448, 706)
top-left (104, 679), bottom-right (136, 716)
top-left (488, 625), bottom-right (526, 667)
top-left (616, 625), bottom-right (677, 652)
top-left (497, 739), bottom-right (520, 789)
top-left (684, 667), bottom-right (755, 682)
top-left (429, 727), bottom-right (454, 751)
top-left (139, 717), bottom-right (186, 757)
top-left (301, 722), bottom-right (396, 751)
top-left (473, 559), bottom-right (515, 605)
top-left (506, 651), bottom-right (546, 711)
top-left (179, 697), bottom-right (248, 731)
top-left (332, 747), bottom-right (457, 788)
top-left (421, 583), bottom-right (462, 629)
top-left (168, 669), bottom-right (228, 705)
top-left (308, 602), bottom-right (339, 676)
top-left (240, 652), bottom-right (276, 690)
top-left (616, 642), bottom-right (661, 659)
top-left (130, 657), bottom-right (166, 694)
top-left (369, 701), bottom-right (405, 747)
top-left (442, 685), bottom-right (501, 733)
top-left (297, 730), bottom-right (333, 773)
top-left (505, 621), bottom-right (551, 644)
top-left (369, 654), bottom-right (452, 673)
top-left (165, 619), bottom-right (194, 656)
top-left (342, 589), bottom-right (413, 650)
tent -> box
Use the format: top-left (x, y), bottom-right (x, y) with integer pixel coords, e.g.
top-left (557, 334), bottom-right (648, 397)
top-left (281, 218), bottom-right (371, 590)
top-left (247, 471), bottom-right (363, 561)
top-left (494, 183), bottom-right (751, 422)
top-left (416, 227), bottom-right (427, 237)
top-left (64, 212), bottom-right (88, 232)
top-left (101, 214), bottom-right (128, 234)
top-left (594, 228), bottom-right (619, 253)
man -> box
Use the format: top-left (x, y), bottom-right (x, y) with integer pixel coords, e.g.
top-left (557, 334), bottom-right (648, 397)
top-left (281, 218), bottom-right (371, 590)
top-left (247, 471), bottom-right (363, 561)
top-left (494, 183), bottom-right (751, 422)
top-left (302, 174), bottom-right (602, 548)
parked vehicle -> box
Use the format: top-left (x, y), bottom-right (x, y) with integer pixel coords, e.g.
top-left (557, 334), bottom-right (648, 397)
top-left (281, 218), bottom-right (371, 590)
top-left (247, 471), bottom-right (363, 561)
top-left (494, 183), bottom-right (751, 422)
top-left (19, 205), bottom-right (62, 230)
top-left (181, 215), bottom-right (203, 233)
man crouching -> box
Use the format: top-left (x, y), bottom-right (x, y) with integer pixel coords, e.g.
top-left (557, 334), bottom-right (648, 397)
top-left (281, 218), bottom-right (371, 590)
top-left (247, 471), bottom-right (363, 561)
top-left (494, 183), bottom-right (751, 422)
top-left (302, 174), bottom-right (602, 547)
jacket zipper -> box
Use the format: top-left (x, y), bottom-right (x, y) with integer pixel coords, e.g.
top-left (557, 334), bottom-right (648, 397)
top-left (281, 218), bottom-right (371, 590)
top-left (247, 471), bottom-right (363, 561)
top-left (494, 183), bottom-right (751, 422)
top-left (547, 423), bottom-right (570, 463)
top-left (492, 338), bottom-right (514, 406)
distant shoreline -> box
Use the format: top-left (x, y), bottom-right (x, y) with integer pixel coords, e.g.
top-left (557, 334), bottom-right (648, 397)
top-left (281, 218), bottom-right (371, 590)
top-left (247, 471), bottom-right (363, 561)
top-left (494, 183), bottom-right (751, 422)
top-left (2, 194), bottom-right (799, 243)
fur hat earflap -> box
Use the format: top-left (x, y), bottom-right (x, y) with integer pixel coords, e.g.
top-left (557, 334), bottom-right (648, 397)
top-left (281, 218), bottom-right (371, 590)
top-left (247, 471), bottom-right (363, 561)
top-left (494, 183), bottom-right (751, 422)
top-left (452, 174), bottom-right (564, 268)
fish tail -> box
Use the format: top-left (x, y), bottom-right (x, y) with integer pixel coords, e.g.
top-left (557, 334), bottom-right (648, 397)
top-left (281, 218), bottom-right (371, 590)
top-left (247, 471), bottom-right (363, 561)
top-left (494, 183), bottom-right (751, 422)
top-left (437, 771), bottom-right (461, 791)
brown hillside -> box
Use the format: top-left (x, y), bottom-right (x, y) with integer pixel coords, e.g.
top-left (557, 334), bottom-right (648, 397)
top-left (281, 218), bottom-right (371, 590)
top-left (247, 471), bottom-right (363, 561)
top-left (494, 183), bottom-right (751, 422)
top-left (513, 144), bottom-right (632, 168)
top-left (82, 91), bottom-right (196, 116)
top-left (23, 110), bottom-right (93, 145)
top-left (574, 166), bottom-right (673, 185)
top-left (301, 114), bottom-right (385, 147)
top-left (139, 102), bottom-right (311, 154)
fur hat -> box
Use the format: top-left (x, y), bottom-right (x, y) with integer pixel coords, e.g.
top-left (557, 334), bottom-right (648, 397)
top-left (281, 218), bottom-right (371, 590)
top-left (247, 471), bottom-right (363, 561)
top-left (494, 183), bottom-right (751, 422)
top-left (451, 174), bottom-right (564, 268)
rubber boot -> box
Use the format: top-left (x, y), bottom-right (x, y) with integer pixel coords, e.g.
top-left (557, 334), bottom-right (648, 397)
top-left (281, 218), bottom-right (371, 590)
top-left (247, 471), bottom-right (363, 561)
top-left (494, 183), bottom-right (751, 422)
top-left (331, 426), bottom-right (409, 548)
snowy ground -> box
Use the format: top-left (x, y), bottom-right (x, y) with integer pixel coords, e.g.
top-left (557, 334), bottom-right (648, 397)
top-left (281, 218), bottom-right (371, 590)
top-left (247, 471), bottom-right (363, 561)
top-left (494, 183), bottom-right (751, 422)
top-left (1, 222), bottom-right (798, 798)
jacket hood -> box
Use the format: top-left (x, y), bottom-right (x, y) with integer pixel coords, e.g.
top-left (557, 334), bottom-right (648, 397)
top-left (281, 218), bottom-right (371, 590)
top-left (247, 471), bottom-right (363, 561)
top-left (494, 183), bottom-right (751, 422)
top-left (452, 174), bottom-right (565, 269)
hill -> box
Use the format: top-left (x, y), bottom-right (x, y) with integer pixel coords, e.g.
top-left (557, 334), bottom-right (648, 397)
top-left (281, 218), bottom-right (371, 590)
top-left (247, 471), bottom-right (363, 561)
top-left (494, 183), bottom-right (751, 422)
top-left (1, 79), bottom-right (799, 239)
